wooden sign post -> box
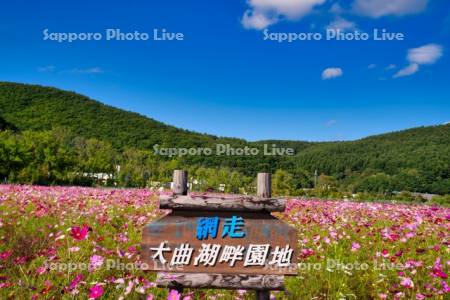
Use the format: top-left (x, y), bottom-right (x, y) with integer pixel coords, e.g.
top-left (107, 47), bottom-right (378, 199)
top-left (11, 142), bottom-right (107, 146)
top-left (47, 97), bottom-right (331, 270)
top-left (142, 170), bottom-right (298, 299)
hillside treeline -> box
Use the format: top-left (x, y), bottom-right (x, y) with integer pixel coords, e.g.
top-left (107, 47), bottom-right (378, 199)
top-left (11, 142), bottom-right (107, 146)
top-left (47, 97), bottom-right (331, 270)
top-left (1, 128), bottom-right (449, 195)
top-left (0, 82), bottom-right (449, 195)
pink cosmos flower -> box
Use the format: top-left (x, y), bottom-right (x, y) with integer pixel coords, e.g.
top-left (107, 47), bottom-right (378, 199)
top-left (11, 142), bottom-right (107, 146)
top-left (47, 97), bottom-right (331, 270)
top-left (389, 233), bottom-right (399, 241)
top-left (0, 250), bottom-right (12, 260)
top-left (36, 266), bottom-right (46, 275)
top-left (431, 269), bottom-right (448, 279)
top-left (394, 250), bottom-right (403, 257)
top-left (300, 248), bottom-right (314, 258)
top-left (124, 280), bottom-right (134, 296)
top-left (405, 232), bottom-right (415, 239)
top-left (405, 259), bottom-right (423, 269)
top-left (13, 256), bottom-right (27, 265)
top-left (146, 295), bottom-right (154, 300)
top-left (442, 281), bottom-right (450, 293)
top-left (67, 274), bottom-right (84, 291)
top-left (431, 258), bottom-right (448, 279)
top-left (351, 242), bottom-right (361, 252)
top-left (400, 277), bottom-right (414, 289)
top-left (167, 290), bottom-right (180, 300)
top-left (89, 255), bottom-right (104, 272)
top-left (89, 284), bottom-right (104, 299)
top-left (143, 280), bottom-right (156, 289)
top-left (117, 233), bottom-right (129, 243)
top-left (70, 225), bottom-right (89, 241)
top-left (39, 282), bottom-right (52, 297)
top-left (416, 294), bottom-right (425, 300)
top-left (0, 282), bottom-right (13, 289)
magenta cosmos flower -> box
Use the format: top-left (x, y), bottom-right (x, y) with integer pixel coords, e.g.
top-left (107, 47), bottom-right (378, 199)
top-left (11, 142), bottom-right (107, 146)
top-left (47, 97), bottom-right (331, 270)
top-left (67, 274), bottom-right (84, 291)
top-left (0, 250), bottom-right (12, 260)
top-left (89, 284), bottom-right (104, 299)
top-left (70, 225), bottom-right (89, 241)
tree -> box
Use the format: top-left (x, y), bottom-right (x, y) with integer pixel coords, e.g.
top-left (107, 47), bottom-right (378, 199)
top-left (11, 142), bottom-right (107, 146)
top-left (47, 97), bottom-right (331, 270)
top-left (273, 169), bottom-right (294, 196)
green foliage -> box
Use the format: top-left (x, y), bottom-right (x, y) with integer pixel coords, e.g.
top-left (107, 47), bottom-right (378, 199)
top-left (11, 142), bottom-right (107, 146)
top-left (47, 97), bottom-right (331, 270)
top-left (117, 148), bottom-right (167, 187)
top-left (0, 129), bottom-right (76, 184)
top-left (428, 194), bottom-right (450, 206)
top-left (75, 138), bottom-right (117, 174)
top-left (354, 173), bottom-right (394, 194)
top-left (0, 115), bottom-right (16, 131)
top-left (189, 167), bottom-right (254, 194)
top-left (272, 169), bottom-right (294, 196)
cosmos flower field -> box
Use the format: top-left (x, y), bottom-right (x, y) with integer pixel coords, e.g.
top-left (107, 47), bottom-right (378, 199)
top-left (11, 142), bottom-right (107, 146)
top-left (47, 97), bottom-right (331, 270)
top-left (0, 184), bottom-right (448, 299)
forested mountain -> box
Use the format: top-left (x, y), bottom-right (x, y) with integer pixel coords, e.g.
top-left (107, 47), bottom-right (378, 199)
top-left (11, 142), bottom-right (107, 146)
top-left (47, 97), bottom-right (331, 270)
top-left (0, 82), bottom-right (228, 150)
top-left (1, 82), bottom-right (449, 194)
top-left (0, 82), bottom-right (286, 174)
top-left (284, 125), bottom-right (450, 194)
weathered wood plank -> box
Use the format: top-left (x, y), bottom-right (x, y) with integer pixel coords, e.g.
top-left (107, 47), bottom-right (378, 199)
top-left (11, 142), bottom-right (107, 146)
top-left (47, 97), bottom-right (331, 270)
top-left (173, 170), bottom-right (188, 195)
top-left (159, 195), bottom-right (286, 212)
top-left (257, 173), bottom-right (271, 198)
top-left (156, 272), bottom-right (284, 290)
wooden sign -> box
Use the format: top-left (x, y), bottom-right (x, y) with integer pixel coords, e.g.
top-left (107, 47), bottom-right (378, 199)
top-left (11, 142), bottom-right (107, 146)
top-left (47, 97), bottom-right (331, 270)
top-left (141, 171), bottom-right (298, 295)
top-left (142, 209), bottom-right (297, 275)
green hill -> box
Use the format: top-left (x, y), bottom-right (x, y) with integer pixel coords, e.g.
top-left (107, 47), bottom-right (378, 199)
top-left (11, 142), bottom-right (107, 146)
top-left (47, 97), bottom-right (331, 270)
top-left (0, 82), bottom-right (287, 176)
top-left (0, 82), bottom-right (231, 150)
top-left (0, 82), bottom-right (449, 194)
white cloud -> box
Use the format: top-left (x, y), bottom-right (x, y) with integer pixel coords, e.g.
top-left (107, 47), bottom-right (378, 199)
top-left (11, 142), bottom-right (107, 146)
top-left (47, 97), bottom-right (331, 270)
top-left (64, 67), bottom-right (104, 74)
top-left (407, 44), bottom-right (443, 65)
top-left (393, 63), bottom-right (419, 78)
top-left (367, 64), bottom-right (376, 69)
top-left (394, 44), bottom-right (443, 78)
top-left (329, 3), bottom-right (344, 14)
top-left (353, 0), bottom-right (428, 18)
top-left (241, 0), bottom-right (326, 30)
top-left (385, 64), bottom-right (397, 70)
top-left (325, 119), bottom-right (337, 126)
top-left (326, 17), bottom-right (357, 32)
top-left (322, 67), bottom-right (343, 80)
top-left (242, 10), bottom-right (277, 30)
top-left (38, 65), bottom-right (55, 72)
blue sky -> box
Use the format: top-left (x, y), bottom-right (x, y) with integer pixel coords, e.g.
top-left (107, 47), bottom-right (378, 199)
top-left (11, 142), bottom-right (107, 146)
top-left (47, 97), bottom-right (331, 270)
top-left (0, 0), bottom-right (449, 141)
